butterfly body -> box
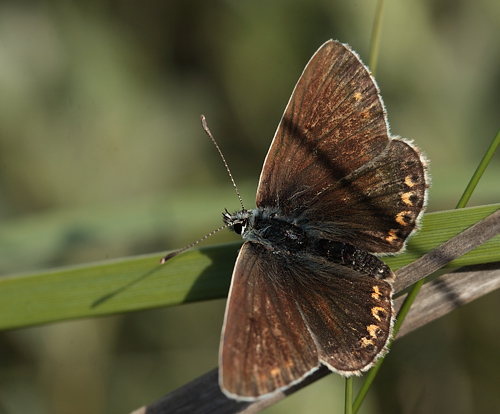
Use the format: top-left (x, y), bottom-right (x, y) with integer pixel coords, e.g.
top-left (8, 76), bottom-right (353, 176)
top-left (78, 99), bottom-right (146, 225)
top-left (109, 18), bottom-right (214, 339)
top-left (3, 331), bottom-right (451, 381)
top-left (224, 207), bottom-right (309, 254)
top-left (224, 207), bottom-right (392, 280)
top-left (217, 40), bottom-right (427, 401)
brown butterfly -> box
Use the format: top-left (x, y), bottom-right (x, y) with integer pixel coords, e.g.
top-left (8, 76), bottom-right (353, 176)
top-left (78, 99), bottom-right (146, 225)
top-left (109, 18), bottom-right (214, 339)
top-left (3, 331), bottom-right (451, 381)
top-left (164, 40), bottom-right (429, 401)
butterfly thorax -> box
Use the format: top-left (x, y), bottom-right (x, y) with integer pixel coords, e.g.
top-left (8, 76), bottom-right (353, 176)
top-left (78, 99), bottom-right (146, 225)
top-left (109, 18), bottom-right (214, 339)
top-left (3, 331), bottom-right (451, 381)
top-left (223, 207), bottom-right (308, 254)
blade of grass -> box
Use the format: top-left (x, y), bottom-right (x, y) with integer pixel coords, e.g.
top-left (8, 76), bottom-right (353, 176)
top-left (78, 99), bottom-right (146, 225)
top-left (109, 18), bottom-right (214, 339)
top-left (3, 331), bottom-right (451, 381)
top-left (456, 126), bottom-right (500, 209)
top-left (345, 377), bottom-right (353, 414)
top-left (1, 206), bottom-right (499, 332)
top-left (0, 244), bottom-right (238, 331)
top-left (368, 0), bottom-right (386, 76)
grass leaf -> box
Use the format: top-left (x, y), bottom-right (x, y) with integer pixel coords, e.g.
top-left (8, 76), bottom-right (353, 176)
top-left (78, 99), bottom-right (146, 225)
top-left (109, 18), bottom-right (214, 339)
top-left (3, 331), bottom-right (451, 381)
top-left (1, 204), bottom-right (499, 331)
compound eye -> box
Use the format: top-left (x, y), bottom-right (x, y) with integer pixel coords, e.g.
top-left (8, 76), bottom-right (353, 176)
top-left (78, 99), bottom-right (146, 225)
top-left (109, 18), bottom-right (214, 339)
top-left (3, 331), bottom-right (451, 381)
top-left (233, 222), bottom-right (243, 235)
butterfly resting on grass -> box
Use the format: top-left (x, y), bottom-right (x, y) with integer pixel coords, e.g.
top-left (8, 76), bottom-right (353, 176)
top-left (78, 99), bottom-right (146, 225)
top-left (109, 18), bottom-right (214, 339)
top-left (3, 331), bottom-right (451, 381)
top-left (161, 40), bottom-right (429, 401)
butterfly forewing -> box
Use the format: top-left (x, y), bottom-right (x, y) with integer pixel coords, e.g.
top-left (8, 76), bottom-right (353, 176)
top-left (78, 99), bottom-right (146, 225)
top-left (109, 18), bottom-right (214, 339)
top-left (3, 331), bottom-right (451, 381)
top-left (257, 40), bottom-right (388, 210)
top-left (256, 40), bottom-right (428, 253)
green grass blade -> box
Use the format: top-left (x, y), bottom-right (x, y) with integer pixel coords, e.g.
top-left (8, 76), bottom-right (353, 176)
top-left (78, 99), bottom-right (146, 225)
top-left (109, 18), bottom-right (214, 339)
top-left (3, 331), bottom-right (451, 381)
top-left (368, 0), bottom-right (386, 76)
top-left (0, 243), bottom-right (237, 331)
top-left (1, 204), bottom-right (499, 331)
top-left (345, 376), bottom-right (353, 414)
top-left (456, 126), bottom-right (500, 209)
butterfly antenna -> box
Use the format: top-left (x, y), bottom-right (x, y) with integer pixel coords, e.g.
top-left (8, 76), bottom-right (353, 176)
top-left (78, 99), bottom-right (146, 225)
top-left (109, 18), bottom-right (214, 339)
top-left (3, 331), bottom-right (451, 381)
top-left (160, 222), bottom-right (231, 264)
top-left (201, 115), bottom-right (245, 211)
top-left (160, 116), bottom-right (244, 264)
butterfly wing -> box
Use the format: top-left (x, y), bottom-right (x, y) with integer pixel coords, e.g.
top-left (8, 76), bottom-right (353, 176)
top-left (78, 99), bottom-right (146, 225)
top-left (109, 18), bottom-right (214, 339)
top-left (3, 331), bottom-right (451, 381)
top-left (220, 241), bottom-right (394, 400)
top-left (290, 250), bottom-right (394, 374)
top-left (219, 242), bottom-right (319, 400)
top-left (256, 40), bottom-right (428, 253)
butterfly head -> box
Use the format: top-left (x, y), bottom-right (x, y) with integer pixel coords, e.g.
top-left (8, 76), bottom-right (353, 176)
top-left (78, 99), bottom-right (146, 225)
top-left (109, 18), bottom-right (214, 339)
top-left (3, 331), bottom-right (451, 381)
top-left (223, 208), bottom-right (254, 236)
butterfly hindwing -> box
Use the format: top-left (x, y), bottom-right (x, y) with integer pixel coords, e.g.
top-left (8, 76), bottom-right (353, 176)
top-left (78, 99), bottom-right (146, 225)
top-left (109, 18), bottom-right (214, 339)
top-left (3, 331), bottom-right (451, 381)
top-left (300, 138), bottom-right (428, 253)
top-left (289, 253), bottom-right (394, 373)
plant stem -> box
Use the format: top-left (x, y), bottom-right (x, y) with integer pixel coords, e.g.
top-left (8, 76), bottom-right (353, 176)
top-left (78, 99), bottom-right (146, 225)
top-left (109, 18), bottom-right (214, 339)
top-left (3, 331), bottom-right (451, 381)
top-left (345, 377), bottom-right (353, 414)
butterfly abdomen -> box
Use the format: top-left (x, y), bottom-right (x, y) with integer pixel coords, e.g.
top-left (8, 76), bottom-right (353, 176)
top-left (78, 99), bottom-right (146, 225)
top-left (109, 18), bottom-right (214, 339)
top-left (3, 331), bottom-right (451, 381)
top-left (316, 239), bottom-right (394, 281)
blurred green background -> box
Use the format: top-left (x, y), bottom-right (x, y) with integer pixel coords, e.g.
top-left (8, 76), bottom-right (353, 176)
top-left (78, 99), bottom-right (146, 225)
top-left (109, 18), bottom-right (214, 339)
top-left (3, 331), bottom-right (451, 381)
top-left (1, 0), bottom-right (499, 413)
